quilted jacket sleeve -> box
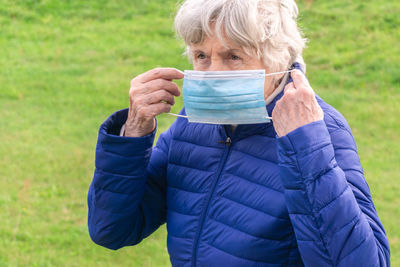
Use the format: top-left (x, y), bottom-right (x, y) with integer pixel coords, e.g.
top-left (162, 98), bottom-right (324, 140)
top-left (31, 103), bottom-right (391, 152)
top-left (87, 108), bottom-right (173, 250)
top-left (277, 116), bottom-right (390, 266)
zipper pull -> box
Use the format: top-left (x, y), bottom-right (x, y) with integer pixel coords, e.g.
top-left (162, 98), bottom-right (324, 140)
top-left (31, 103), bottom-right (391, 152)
top-left (218, 137), bottom-right (232, 147)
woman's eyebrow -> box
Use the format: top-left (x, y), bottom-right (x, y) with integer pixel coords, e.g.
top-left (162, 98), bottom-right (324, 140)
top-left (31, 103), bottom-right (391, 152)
top-left (192, 48), bottom-right (244, 57)
top-left (218, 49), bottom-right (244, 57)
top-left (193, 49), bottom-right (206, 55)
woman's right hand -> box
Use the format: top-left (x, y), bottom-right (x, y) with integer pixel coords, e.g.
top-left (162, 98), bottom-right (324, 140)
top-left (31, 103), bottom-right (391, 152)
top-left (124, 67), bottom-right (184, 137)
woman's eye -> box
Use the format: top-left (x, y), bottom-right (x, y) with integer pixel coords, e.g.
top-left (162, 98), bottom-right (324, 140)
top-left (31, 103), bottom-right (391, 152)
top-left (197, 53), bottom-right (206, 59)
top-left (230, 54), bottom-right (241, 61)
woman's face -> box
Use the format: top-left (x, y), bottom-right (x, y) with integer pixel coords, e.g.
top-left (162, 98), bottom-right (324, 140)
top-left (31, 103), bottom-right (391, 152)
top-left (190, 34), bottom-right (277, 99)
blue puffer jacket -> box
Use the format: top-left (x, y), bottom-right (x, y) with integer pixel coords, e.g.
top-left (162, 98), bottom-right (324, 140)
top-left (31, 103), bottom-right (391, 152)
top-left (87, 69), bottom-right (390, 266)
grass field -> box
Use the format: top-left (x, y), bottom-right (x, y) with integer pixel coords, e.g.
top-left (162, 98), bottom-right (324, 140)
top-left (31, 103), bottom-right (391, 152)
top-left (0, 0), bottom-right (399, 266)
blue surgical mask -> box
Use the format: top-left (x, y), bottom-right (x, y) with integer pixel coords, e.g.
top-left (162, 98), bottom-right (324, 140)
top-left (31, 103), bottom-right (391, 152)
top-left (168, 69), bottom-right (293, 124)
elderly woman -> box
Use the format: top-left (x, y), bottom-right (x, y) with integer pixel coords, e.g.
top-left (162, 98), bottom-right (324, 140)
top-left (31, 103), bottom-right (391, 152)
top-left (87, 0), bottom-right (390, 266)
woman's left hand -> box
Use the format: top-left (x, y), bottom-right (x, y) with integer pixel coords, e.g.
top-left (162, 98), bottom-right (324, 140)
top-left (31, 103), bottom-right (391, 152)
top-left (272, 69), bottom-right (324, 137)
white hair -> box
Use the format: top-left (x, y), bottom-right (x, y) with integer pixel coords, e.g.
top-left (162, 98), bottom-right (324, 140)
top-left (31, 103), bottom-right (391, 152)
top-left (174, 0), bottom-right (307, 73)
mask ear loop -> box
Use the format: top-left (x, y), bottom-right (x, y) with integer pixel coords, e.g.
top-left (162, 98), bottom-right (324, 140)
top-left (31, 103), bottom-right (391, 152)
top-left (167, 69), bottom-right (295, 120)
top-left (167, 113), bottom-right (273, 120)
top-left (264, 69), bottom-right (294, 77)
top-left (167, 113), bottom-right (188, 118)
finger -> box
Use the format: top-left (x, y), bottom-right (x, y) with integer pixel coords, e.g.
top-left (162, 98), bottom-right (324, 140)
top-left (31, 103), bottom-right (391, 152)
top-left (138, 78), bottom-right (181, 96)
top-left (136, 68), bottom-right (184, 84)
top-left (283, 82), bottom-right (295, 93)
top-left (145, 90), bottom-right (175, 106)
top-left (141, 102), bottom-right (172, 117)
top-left (291, 69), bottom-right (311, 92)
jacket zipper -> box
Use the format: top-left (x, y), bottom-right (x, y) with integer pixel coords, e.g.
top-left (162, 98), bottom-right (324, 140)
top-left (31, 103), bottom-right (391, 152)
top-left (192, 135), bottom-right (232, 267)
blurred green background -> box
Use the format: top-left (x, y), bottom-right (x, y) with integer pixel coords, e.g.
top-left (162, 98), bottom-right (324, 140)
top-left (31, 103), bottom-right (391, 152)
top-left (0, 0), bottom-right (399, 266)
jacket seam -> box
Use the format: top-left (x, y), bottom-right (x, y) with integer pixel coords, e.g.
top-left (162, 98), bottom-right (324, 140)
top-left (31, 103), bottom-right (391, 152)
top-left (95, 166), bottom-right (146, 177)
top-left (209, 216), bottom-right (291, 242)
top-left (205, 241), bottom-right (284, 265)
top-left (95, 167), bottom-right (144, 180)
top-left (303, 160), bottom-right (337, 183)
top-left (169, 161), bottom-right (214, 173)
top-left (316, 185), bottom-right (349, 214)
top-left (167, 232), bottom-right (191, 240)
top-left (230, 148), bottom-right (277, 166)
top-left (172, 137), bottom-right (221, 149)
top-left (332, 146), bottom-right (358, 154)
top-left (167, 208), bottom-right (198, 217)
top-left (323, 110), bottom-right (359, 149)
top-left (337, 235), bottom-right (369, 264)
top-left (323, 123), bottom-right (343, 135)
top-left (346, 179), bottom-right (372, 201)
top-left (331, 212), bottom-right (360, 239)
top-left (168, 184), bottom-right (206, 195)
top-left (221, 195), bottom-right (289, 221)
top-left (341, 167), bottom-right (364, 175)
top-left (322, 109), bottom-right (347, 131)
top-left (288, 212), bottom-right (313, 216)
top-left (98, 146), bottom-right (150, 158)
top-left (94, 185), bottom-right (143, 196)
top-left (93, 203), bottom-right (138, 215)
top-left (296, 239), bottom-right (317, 242)
top-left (294, 141), bottom-right (332, 159)
top-left (225, 171), bottom-right (284, 194)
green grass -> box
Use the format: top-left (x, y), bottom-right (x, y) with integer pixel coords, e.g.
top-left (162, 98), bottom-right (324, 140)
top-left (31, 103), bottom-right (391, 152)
top-left (0, 0), bottom-right (399, 266)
